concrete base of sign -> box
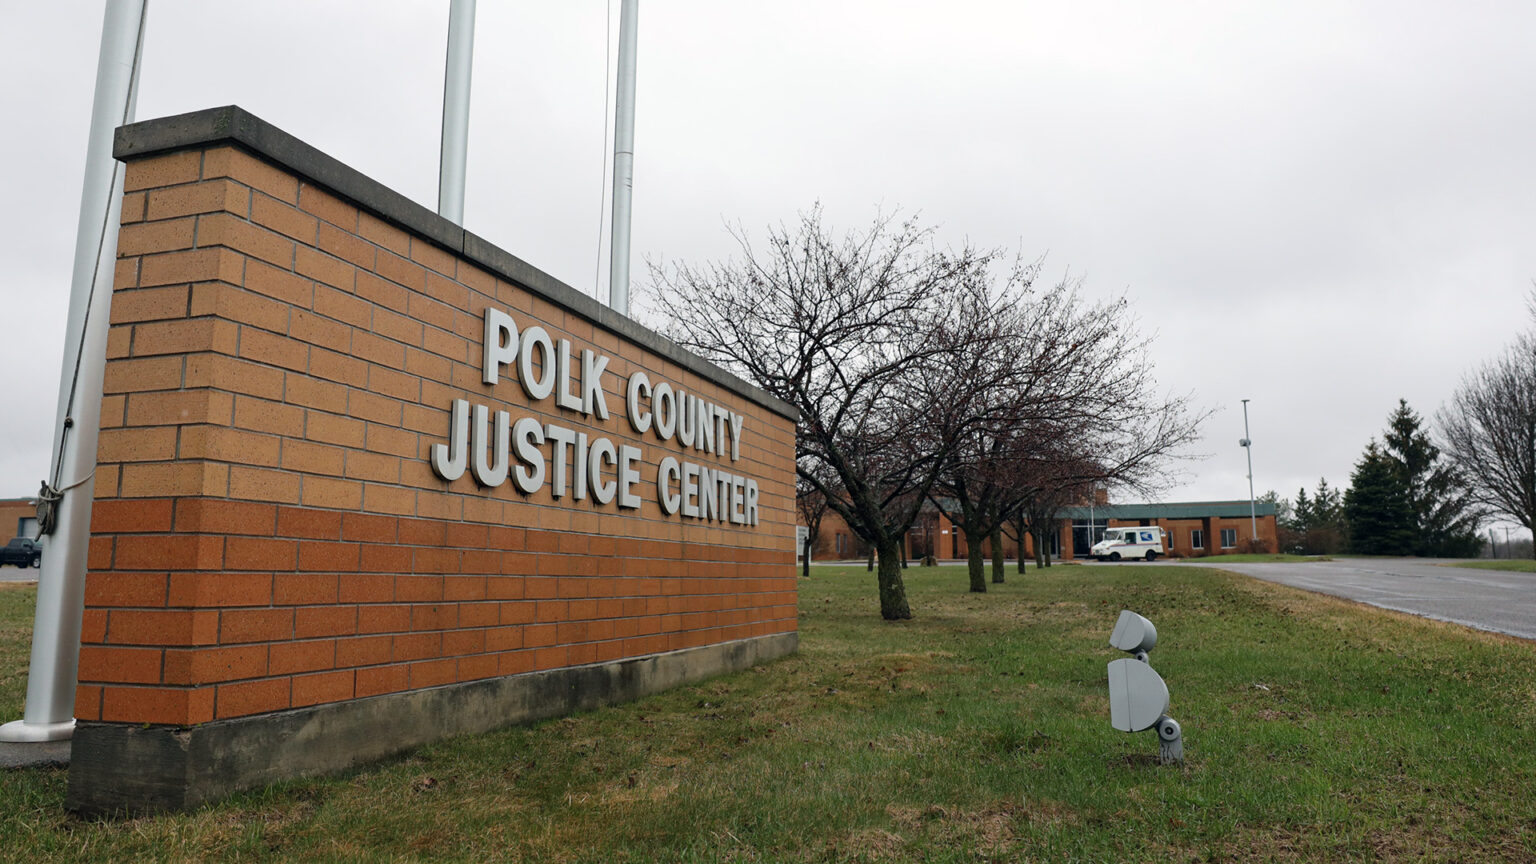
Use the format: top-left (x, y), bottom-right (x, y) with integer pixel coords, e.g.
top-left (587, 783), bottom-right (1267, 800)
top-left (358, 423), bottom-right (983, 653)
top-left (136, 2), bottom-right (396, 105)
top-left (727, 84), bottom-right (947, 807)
top-left (67, 631), bottom-right (796, 816)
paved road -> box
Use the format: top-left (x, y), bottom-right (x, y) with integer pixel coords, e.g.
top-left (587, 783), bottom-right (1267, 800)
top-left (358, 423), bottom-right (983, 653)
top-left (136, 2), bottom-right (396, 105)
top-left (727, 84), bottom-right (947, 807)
top-left (0, 565), bottom-right (38, 584)
top-left (1181, 557), bottom-right (1536, 641)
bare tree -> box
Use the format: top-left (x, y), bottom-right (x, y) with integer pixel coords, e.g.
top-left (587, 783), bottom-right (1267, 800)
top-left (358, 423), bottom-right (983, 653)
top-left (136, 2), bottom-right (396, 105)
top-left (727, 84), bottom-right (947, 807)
top-left (794, 471), bottom-right (829, 578)
top-left (929, 276), bottom-right (1206, 586)
top-left (646, 207), bottom-right (1000, 620)
top-left (1439, 324), bottom-right (1536, 557)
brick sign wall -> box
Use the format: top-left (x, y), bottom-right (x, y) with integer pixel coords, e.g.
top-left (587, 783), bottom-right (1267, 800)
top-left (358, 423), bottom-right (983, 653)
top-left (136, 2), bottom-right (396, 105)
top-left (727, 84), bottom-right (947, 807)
top-left (66, 107), bottom-right (797, 814)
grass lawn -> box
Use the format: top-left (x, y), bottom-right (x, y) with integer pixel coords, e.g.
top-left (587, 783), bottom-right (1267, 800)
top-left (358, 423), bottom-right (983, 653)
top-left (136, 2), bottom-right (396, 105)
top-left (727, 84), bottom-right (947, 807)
top-left (1171, 553), bottom-right (1326, 564)
top-left (1, 564), bottom-right (1534, 862)
top-left (1450, 559), bottom-right (1536, 573)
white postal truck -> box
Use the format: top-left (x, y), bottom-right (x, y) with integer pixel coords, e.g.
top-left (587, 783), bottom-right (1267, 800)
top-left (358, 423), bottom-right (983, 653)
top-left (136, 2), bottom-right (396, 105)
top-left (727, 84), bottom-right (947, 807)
top-left (1091, 527), bottom-right (1165, 561)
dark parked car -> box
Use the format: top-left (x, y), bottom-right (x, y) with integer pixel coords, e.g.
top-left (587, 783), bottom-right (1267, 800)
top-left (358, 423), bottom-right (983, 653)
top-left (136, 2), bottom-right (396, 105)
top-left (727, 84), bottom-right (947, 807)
top-left (0, 537), bottom-right (41, 568)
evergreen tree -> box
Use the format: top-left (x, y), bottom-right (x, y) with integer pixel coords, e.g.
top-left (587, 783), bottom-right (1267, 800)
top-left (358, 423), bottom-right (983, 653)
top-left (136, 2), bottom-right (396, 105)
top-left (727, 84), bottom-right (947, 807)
top-left (1345, 441), bottom-right (1415, 555)
top-left (1292, 486), bottom-right (1314, 531)
top-left (1381, 399), bottom-right (1483, 557)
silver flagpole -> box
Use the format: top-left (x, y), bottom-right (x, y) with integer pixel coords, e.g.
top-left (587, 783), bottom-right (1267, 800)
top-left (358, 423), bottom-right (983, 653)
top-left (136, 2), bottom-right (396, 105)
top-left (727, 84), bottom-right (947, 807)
top-left (1, 0), bottom-right (150, 743)
top-left (438, 0), bottom-right (476, 223)
top-left (607, 0), bottom-right (638, 314)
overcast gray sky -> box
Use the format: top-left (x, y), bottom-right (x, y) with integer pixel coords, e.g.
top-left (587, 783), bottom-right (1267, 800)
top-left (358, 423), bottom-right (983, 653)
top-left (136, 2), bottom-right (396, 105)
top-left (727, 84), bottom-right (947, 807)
top-left (2, 1), bottom-right (1533, 535)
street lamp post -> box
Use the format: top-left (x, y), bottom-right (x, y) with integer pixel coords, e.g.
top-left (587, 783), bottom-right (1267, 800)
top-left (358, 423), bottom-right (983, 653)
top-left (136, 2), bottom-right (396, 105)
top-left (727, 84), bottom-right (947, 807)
top-left (1240, 399), bottom-right (1257, 548)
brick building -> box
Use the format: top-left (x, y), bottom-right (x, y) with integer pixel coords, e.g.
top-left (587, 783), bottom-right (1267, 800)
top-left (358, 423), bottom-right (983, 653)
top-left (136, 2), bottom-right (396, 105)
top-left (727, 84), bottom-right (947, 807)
top-left (801, 498), bottom-right (1279, 562)
top-left (0, 498), bottom-right (39, 541)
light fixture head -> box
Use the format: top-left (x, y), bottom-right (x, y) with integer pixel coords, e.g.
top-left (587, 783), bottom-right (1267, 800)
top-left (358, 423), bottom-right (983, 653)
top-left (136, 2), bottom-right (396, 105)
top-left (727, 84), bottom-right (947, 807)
top-left (1109, 609), bottom-right (1157, 655)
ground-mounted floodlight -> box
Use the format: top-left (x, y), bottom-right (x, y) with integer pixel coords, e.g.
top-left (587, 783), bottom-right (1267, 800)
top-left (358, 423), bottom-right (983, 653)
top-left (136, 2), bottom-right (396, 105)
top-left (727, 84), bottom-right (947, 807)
top-left (1106, 610), bottom-right (1183, 763)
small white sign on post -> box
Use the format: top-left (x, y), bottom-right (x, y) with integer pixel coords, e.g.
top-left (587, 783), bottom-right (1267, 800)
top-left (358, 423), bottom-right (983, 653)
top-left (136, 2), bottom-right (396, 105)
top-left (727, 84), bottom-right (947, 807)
top-left (795, 526), bottom-right (810, 566)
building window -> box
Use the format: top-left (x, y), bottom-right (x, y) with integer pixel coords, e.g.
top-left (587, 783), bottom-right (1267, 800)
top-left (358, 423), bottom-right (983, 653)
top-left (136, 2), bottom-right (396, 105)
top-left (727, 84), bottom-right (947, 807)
top-left (1220, 528), bottom-right (1237, 549)
top-left (1190, 529), bottom-right (1204, 549)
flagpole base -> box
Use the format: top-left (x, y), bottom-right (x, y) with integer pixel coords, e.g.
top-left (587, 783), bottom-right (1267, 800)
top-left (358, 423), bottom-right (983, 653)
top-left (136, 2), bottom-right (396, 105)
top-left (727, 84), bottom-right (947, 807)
top-left (0, 718), bottom-right (76, 743)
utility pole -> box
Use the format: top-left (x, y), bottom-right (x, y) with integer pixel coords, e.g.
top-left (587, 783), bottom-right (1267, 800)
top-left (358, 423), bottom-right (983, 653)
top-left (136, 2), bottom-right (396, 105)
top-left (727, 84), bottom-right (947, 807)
top-left (1, 0), bottom-right (149, 743)
top-left (607, 0), bottom-right (638, 315)
top-left (1240, 399), bottom-right (1257, 547)
top-left (437, 0), bottom-right (476, 224)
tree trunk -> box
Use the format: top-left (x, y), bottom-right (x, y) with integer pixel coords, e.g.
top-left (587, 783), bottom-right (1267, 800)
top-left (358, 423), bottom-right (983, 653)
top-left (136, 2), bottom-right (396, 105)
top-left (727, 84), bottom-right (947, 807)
top-left (867, 548), bottom-right (875, 572)
top-left (1033, 528), bottom-right (1046, 568)
top-left (967, 534), bottom-right (987, 592)
top-left (876, 536), bottom-right (912, 620)
top-left (991, 525), bottom-right (1005, 584)
top-left (802, 537), bottom-right (812, 579)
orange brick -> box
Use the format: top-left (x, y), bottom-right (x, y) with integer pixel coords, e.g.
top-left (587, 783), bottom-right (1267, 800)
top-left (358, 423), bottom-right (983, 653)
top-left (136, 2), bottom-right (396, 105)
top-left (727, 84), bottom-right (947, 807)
top-left (357, 212), bottom-right (410, 255)
top-left (132, 317), bottom-right (239, 358)
top-left (109, 285), bottom-right (191, 324)
top-left (113, 257), bottom-right (141, 292)
top-left (372, 306), bottom-right (423, 347)
top-left (336, 634), bottom-right (392, 667)
top-left (440, 629), bottom-right (483, 656)
top-left (375, 250), bottom-right (426, 292)
top-left (425, 271), bottom-right (472, 309)
top-left (270, 640), bottom-right (336, 675)
top-left (295, 606), bottom-right (357, 639)
top-left (125, 389), bottom-right (232, 428)
top-left (408, 658), bottom-right (455, 689)
top-left (251, 193), bottom-right (319, 244)
top-left (108, 609), bottom-right (219, 646)
top-left (297, 185), bottom-right (358, 231)
top-left (219, 608), bottom-right (294, 644)
top-left (393, 632), bottom-right (440, 661)
top-left (292, 669), bottom-right (354, 707)
top-left (456, 653), bottom-right (498, 682)
top-left (121, 190), bottom-right (146, 223)
top-left (363, 423), bottom-right (417, 459)
top-left (298, 541), bottom-right (360, 571)
top-left (118, 218), bottom-right (196, 256)
top-left (114, 534), bottom-right (222, 571)
top-left (318, 222), bottom-right (376, 269)
top-left (344, 450), bottom-right (400, 483)
top-left (102, 355), bottom-right (184, 394)
top-left (308, 348), bottom-right (369, 388)
top-left (363, 483), bottom-right (415, 516)
top-left (178, 425), bottom-right (282, 467)
top-left (91, 498), bottom-right (174, 534)
top-left (313, 283), bottom-right (372, 327)
top-left (299, 475), bottom-right (364, 510)
top-left (106, 326), bottom-right (133, 362)
top-left (355, 664), bottom-right (409, 697)
top-left (244, 259), bottom-right (313, 307)
top-left (404, 347), bottom-right (452, 384)
top-left (295, 245), bottom-right (356, 292)
top-left (228, 465), bottom-right (301, 504)
top-left (350, 331), bottom-right (405, 369)
top-left (190, 282), bottom-right (289, 333)
top-left (163, 644), bottom-right (268, 684)
top-left (274, 572), bottom-right (339, 605)
top-left (202, 147), bottom-right (298, 203)
top-left (173, 498), bottom-right (276, 535)
top-left (406, 292), bottom-right (456, 332)
top-left (359, 604), bottom-right (411, 633)
top-left (74, 685), bottom-right (103, 721)
top-left (138, 247), bottom-right (244, 288)
top-left (359, 543), bottom-right (410, 573)
top-left (398, 518), bottom-right (445, 546)
top-left (184, 353), bottom-right (285, 400)
top-left (289, 308), bottom-right (351, 348)
top-left (124, 150), bottom-right (202, 192)
top-left (84, 571), bottom-right (168, 607)
top-left (342, 512), bottom-right (397, 543)
top-left (224, 536), bottom-right (298, 570)
top-left (118, 462), bottom-right (220, 498)
top-left (216, 677), bottom-right (291, 719)
top-left (167, 572), bottom-right (274, 608)
top-left (78, 645), bottom-right (163, 684)
top-left (365, 364), bottom-right (418, 403)
top-left (233, 394), bottom-right (305, 437)
top-left (396, 575), bottom-right (443, 602)
top-left (238, 327), bottom-right (309, 372)
top-left (347, 390), bottom-right (402, 427)
top-left (355, 271), bottom-right (409, 313)
top-left (277, 505), bottom-right (342, 540)
top-left (280, 438), bottom-right (344, 475)
top-left (100, 685), bottom-right (215, 725)
top-left (146, 178), bottom-right (249, 221)
top-left (408, 238), bottom-right (458, 278)
top-left (283, 374), bottom-right (347, 412)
